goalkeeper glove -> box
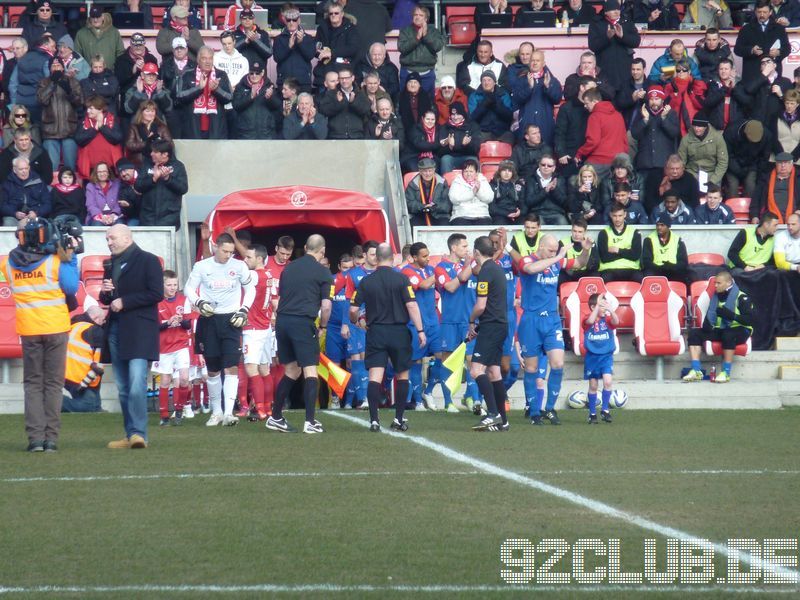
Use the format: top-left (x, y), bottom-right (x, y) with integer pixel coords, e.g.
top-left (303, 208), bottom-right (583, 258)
top-left (230, 307), bottom-right (249, 328)
top-left (196, 299), bottom-right (215, 317)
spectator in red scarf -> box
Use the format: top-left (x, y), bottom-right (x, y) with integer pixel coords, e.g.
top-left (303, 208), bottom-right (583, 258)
top-left (156, 5), bottom-right (204, 61)
top-left (85, 161), bottom-right (123, 226)
top-left (402, 109), bottom-right (442, 172)
top-left (115, 32), bottom-right (158, 123)
top-left (116, 158), bottom-right (142, 225)
top-left (51, 167), bottom-right (86, 222)
top-left (175, 46), bottom-right (233, 139)
top-left (75, 95), bottom-right (123, 180)
top-left (664, 59), bottom-right (707, 136)
top-left (438, 101), bottom-right (480, 174)
top-left (126, 99), bottom-right (173, 166)
top-left (124, 61), bottom-right (173, 119)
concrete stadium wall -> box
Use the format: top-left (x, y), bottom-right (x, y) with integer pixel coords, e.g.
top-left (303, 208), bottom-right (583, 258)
top-left (414, 224), bottom-right (771, 257)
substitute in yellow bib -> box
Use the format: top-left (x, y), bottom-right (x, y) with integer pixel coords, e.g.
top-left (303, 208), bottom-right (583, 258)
top-left (641, 214), bottom-right (688, 283)
top-left (1, 218), bottom-right (79, 453)
top-left (726, 212), bottom-right (779, 272)
top-left (597, 202), bottom-right (643, 283)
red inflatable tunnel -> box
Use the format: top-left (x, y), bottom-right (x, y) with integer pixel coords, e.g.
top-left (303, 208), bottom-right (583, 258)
top-left (207, 186), bottom-right (394, 249)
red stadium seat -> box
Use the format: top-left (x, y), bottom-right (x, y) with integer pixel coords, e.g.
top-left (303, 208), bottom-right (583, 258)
top-left (604, 280), bottom-right (640, 331)
top-left (70, 281), bottom-right (87, 318)
top-left (214, 7), bottom-right (227, 27)
top-left (631, 276), bottom-right (685, 356)
top-left (403, 171), bottom-right (418, 189)
top-left (0, 281), bottom-right (22, 358)
top-left (563, 277), bottom-right (619, 356)
top-left (481, 164), bottom-right (499, 181)
top-left (725, 197), bottom-right (751, 224)
top-left (479, 141), bottom-right (513, 163)
top-left (689, 279), bottom-right (711, 327)
top-left (558, 281), bottom-right (579, 326)
top-left (80, 254), bottom-right (110, 282)
top-left (84, 280), bottom-right (103, 302)
top-left (446, 7), bottom-right (477, 47)
top-left (668, 281), bottom-right (687, 328)
top-left (694, 278), bottom-right (752, 357)
top-left (688, 253), bottom-right (726, 266)
top-left (443, 170), bottom-right (462, 186)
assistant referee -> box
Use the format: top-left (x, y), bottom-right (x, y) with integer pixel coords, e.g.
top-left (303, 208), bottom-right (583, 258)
top-left (349, 243), bottom-right (425, 432)
top-left (267, 234), bottom-right (333, 434)
top-left (468, 235), bottom-right (509, 432)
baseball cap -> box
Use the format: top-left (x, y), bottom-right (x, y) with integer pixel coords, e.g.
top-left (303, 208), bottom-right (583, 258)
top-left (240, 9), bottom-right (255, 19)
top-left (89, 6), bottom-right (103, 18)
top-left (249, 60), bottom-right (265, 73)
top-left (130, 32), bottom-right (146, 46)
top-left (439, 75), bottom-right (455, 88)
top-left (172, 36), bottom-right (187, 49)
top-left (170, 5), bottom-right (189, 18)
top-left (142, 62), bottom-right (159, 75)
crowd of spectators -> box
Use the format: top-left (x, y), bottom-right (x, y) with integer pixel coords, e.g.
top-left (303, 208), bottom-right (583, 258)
top-left (2, 0), bottom-right (800, 234)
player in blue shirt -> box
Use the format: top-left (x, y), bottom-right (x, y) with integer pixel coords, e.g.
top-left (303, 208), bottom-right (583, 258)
top-left (583, 292), bottom-right (619, 424)
top-left (344, 240), bottom-right (379, 409)
top-left (326, 253), bottom-right (355, 407)
top-left (433, 233), bottom-right (475, 411)
top-left (513, 234), bottom-right (593, 425)
top-left (401, 243), bottom-right (442, 410)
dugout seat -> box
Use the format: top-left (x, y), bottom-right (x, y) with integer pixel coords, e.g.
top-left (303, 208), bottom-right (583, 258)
top-left (84, 280), bottom-right (103, 302)
top-left (0, 281), bottom-right (21, 359)
top-left (604, 280), bottom-right (640, 331)
top-left (688, 253), bottom-right (726, 266)
top-left (724, 197), bottom-right (751, 224)
top-left (631, 276), bottom-right (685, 357)
top-left (563, 277), bottom-right (619, 356)
top-left (668, 281), bottom-right (687, 328)
top-left (694, 277), bottom-right (752, 357)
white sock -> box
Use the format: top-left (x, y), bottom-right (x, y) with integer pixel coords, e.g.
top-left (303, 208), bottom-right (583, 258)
top-left (207, 374), bottom-right (222, 415)
top-left (223, 374), bottom-right (239, 416)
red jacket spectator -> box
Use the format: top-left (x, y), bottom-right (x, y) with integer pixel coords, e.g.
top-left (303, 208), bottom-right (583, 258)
top-left (575, 94), bottom-right (628, 165)
top-left (664, 72), bottom-right (707, 137)
top-left (434, 76), bottom-right (469, 125)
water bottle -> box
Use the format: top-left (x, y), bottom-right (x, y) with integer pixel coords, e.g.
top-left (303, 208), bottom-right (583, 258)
top-left (710, 365), bottom-right (716, 382)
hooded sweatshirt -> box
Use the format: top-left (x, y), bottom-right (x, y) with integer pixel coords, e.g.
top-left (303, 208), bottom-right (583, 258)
top-left (575, 101), bottom-right (628, 165)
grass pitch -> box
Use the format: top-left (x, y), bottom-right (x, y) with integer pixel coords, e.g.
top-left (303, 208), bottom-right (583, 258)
top-left (0, 408), bottom-right (798, 599)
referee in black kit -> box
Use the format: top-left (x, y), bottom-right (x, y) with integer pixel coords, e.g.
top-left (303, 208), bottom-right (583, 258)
top-left (266, 234), bottom-right (333, 435)
top-left (468, 236), bottom-right (509, 432)
top-left (349, 243), bottom-right (426, 432)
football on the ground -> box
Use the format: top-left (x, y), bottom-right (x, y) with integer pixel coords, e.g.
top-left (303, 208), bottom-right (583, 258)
top-left (568, 391), bottom-right (587, 409)
top-left (611, 389), bottom-right (628, 408)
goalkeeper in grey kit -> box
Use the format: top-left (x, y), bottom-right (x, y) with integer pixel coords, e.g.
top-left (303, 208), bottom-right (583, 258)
top-left (185, 232), bottom-right (255, 426)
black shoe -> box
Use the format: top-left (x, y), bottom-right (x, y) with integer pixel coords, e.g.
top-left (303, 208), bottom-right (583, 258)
top-left (172, 414), bottom-right (182, 426)
top-left (390, 418), bottom-right (408, 432)
top-left (487, 422), bottom-right (510, 432)
top-left (588, 414), bottom-right (598, 425)
top-left (369, 420), bottom-right (381, 432)
top-left (530, 415), bottom-right (544, 426)
top-left (472, 402), bottom-right (483, 416)
top-left (159, 417), bottom-right (170, 426)
top-left (43, 440), bottom-right (58, 452)
top-left (601, 410), bottom-right (612, 423)
top-left (544, 410), bottom-right (561, 425)
top-left (472, 414), bottom-right (501, 431)
top-left (266, 416), bottom-right (297, 433)
top-left (27, 441), bottom-right (44, 453)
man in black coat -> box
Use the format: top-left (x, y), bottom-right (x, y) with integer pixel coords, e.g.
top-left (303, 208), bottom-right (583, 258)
top-left (702, 58), bottom-right (750, 132)
top-left (318, 65), bottom-right (371, 139)
top-left (134, 138), bottom-right (188, 228)
top-left (615, 57), bottom-right (648, 128)
top-left (272, 7), bottom-right (316, 90)
top-left (588, 0), bottom-right (641, 92)
top-left (115, 33), bottom-right (159, 125)
top-left (100, 224), bottom-right (163, 449)
top-left (233, 9), bottom-right (273, 67)
top-left (346, 0), bottom-right (392, 58)
top-left (554, 76), bottom-right (593, 181)
top-left (734, 0), bottom-right (790, 82)
top-left (353, 43), bottom-right (400, 101)
top-left (313, 2), bottom-right (362, 89)
top-left (231, 61), bottom-right (279, 139)
top-left (724, 118), bottom-right (772, 201)
top-left (174, 46), bottom-right (233, 140)
top-left (159, 37), bottom-right (196, 138)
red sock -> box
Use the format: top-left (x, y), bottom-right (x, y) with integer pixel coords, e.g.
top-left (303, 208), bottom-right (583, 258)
top-left (251, 373), bottom-right (265, 413)
top-left (159, 387), bottom-right (170, 418)
top-left (175, 386), bottom-right (188, 412)
top-left (262, 374), bottom-right (274, 414)
top-left (237, 363), bottom-right (248, 408)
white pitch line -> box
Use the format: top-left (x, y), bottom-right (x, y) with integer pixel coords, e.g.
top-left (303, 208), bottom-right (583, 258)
top-left (329, 411), bottom-right (800, 582)
top-left (0, 584), bottom-right (799, 595)
top-left (520, 469), bottom-right (800, 476)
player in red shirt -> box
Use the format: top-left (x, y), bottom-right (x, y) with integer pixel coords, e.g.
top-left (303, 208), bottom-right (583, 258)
top-left (242, 245), bottom-right (278, 419)
top-left (154, 270), bottom-right (193, 425)
top-left (264, 236), bottom-right (294, 395)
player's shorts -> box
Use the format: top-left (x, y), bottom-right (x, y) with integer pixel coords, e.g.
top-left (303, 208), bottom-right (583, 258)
top-left (189, 364), bottom-right (208, 381)
top-left (347, 325), bottom-right (366, 356)
top-left (441, 322), bottom-right (468, 353)
top-left (275, 314), bottom-right (319, 368)
top-left (472, 321), bottom-right (507, 367)
top-left (503, 309), bottom-right (518, 357)
top-left (583, 352), bottom-right (614, 380)
top-left (518, 311), bottom-right (564, 358)
top-left (410, 321), bottom-right (442, 361)
top-left (195, 313), bottom-right (242, 370)
top-left (325, 324), bottom-right (348, 363)
top-left (366, 323), bottom-right (412, 372)
top-left (242, 328), bottom-right (275, 365)
top-left (152, 347), bottom-right (190, 375)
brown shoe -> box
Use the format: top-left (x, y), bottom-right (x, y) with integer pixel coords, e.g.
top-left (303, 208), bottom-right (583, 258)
top-left (129, 434), bottom-right (147, 449)
top-left (107, 438), bottom-right (130, 449)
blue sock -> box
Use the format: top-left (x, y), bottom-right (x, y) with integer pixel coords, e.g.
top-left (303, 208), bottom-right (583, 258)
top-left (409, 363), bottom-right (423, 403)
top-left (351, 360), bottom-right (366, 403)
top-left (424, 359), bottom-right (439, 394)
top-left (504, 363), bottom-right (520, 391)
top-left (465, 371), bottom-right (480, 402)
top-left (523, 371), bottom-right (537, 416)
top-left (344, 376), bottom-right (355, 407)
top-left (536, 388), bottom-right (545, 415)
top-left (588, 392), bottom-right (598, 415)
top-left (601, 389), bottom-right (612, 412)
top-left (691, 359), bottom-right (702, 372)
top-left (546, 368), bottom-right (563, 411)
top-left (723, 361), bottom-right (732, 376)
top-left (431, 361), bottom-right (454, 406)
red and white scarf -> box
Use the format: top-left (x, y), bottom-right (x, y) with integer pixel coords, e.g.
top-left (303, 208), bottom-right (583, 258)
top-left (143, 80), bottom-right (158, 98)
top-left (170, 19), bottom-right (187, 34)
top-left (420, 122), bottom-right (436, 159)
top-left (193, 68), bottom-right (218, 115)
top-left (83, 111), bottom-right (115, 130)
top-left (54, 182), bottom-right (80, 194)
top-left (247, 74), bottom-right (264, 97)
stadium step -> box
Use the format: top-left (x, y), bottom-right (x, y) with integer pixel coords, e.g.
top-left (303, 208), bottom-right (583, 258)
top-left (778, 365), bottom-right (800, 380)
top-left (775, 336), bottom-right (800, 351)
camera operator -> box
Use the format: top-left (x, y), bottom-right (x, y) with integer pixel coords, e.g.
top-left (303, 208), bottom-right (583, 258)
top-left (1, 217), bottom-right (79, 453)
top-left (63, 304), bottom-right (108, 413)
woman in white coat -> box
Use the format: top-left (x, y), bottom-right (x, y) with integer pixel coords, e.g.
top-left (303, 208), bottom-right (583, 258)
top-left (448, 159), bottom-right (494, 226)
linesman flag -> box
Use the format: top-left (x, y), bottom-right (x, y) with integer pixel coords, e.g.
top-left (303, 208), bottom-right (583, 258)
top-left (318, 353), bottom-right (351, 398)
top-left (441, 341), bottom-right (467, 397)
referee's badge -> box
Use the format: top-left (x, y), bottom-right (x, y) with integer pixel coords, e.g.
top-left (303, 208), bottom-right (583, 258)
top-left (477, 281), bottom-right (488, 294)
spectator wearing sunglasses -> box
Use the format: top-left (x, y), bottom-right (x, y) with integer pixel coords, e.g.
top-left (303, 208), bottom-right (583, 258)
top-left (273, 7), bottom-right (317, 91)
top-left (3, 105), bottom-right (41, 147)
top-left (649, 39), bottom-right (701, 84)
top-left (21, 0), bottom-right (69, 48)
